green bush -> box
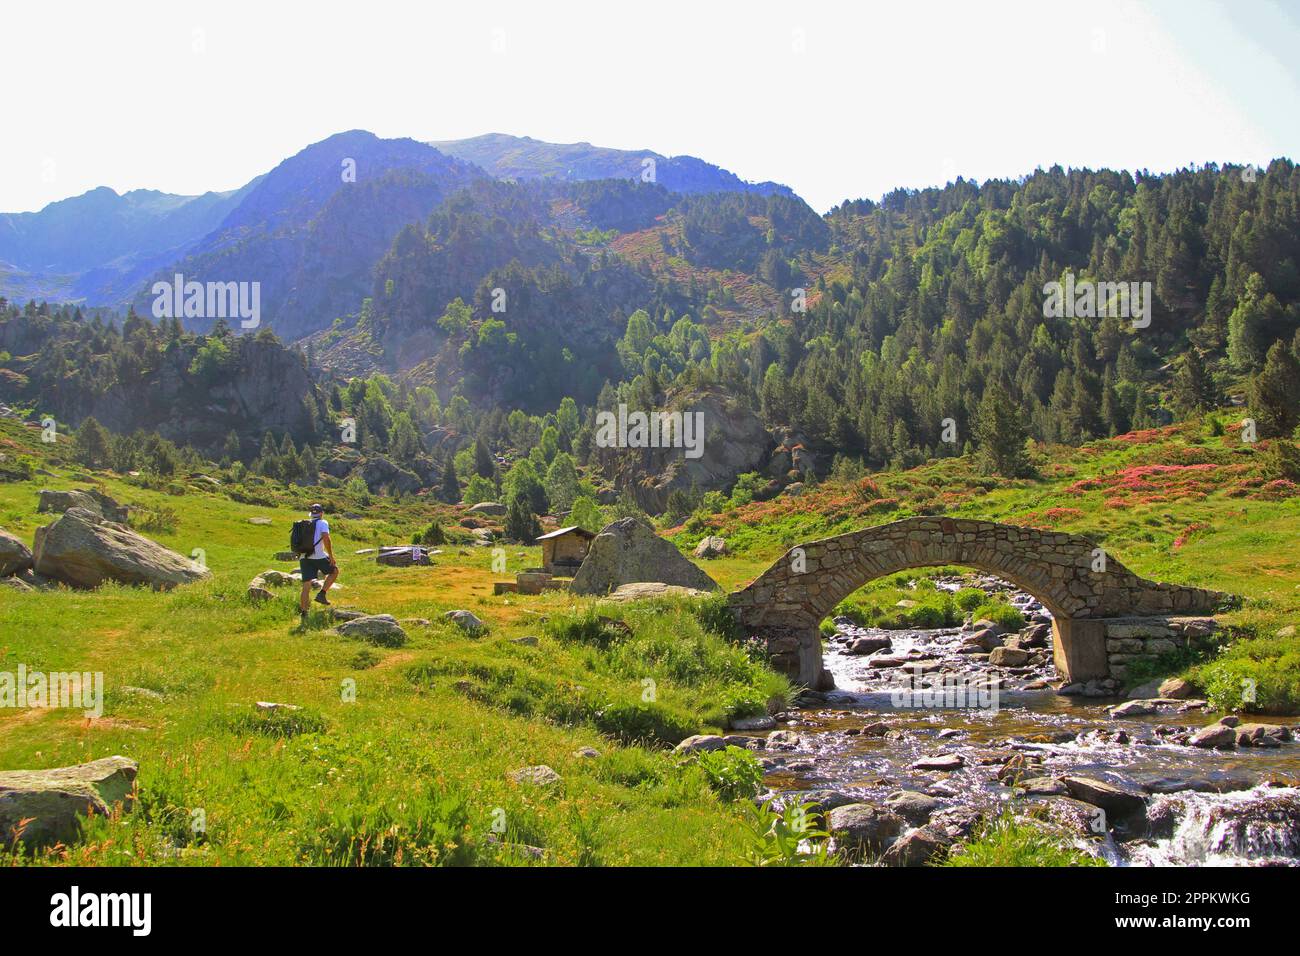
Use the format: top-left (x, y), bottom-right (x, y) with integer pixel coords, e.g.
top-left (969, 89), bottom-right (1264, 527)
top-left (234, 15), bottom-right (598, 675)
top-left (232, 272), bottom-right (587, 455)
top-left (971, 599), bottom-right (1025, 631)
top-left (692, 746), bottom-right (763, 802)
top-left (954, 588), bottom-right (986, 611)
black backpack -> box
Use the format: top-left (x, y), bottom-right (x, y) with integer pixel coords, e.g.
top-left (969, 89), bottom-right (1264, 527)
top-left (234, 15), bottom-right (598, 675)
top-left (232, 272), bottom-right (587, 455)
top-left (290, 518), bottom-right (319, 556)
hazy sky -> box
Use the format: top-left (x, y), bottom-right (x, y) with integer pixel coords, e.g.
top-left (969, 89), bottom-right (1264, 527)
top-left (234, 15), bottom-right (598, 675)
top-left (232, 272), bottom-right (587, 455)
top-left (4, 0), bottom-right (1298, 213)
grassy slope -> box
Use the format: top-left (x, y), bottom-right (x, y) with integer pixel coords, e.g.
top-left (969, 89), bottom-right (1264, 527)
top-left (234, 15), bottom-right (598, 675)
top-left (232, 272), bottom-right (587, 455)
top-left (0, 419), bottom-right (788, 865)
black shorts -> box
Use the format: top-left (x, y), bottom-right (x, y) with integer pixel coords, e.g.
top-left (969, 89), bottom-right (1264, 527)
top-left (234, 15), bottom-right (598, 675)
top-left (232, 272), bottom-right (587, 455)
top-left (300, 557), bottom-right (335, 581)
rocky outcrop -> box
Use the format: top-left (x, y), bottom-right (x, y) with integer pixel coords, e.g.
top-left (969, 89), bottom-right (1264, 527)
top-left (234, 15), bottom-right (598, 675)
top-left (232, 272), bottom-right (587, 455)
top-left (0, 756), bottom-right (137, 848)
top-left (570, 518), bottom-right (718, 596)
top-left (37, 488), bottom-right (129, 522)
top-left (0, 528), bottom-right (33, 577)
top-left (601, 386), bottom-right (773, 514)
top-left (33, 508), bottom-right (210, 589)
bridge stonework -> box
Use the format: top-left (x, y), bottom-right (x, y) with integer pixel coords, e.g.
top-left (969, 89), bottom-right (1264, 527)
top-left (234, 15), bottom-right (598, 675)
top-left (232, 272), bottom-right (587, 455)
top-left (727, 517), bottom-right (1226, 690)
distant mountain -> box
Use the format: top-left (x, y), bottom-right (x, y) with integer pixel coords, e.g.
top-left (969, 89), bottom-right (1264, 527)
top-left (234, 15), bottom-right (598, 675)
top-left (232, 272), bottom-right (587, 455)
top-left (131, 130), bottom-right (484, 340)
top-left (0, 184), bottom-right (253, 305)
top-left (430, 133), bottom-right (794, 197)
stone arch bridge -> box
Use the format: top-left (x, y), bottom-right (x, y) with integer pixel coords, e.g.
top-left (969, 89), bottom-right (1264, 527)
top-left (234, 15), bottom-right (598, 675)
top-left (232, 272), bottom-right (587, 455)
top-left (727, 517), bottom-right (1226, 689)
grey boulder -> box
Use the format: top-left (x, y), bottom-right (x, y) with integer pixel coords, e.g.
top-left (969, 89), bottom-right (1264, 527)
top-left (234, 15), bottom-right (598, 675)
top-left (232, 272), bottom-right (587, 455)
top-left (33, 508), bottom-right (209, 589)
top-left (570, 517), bottom-right (718, 595)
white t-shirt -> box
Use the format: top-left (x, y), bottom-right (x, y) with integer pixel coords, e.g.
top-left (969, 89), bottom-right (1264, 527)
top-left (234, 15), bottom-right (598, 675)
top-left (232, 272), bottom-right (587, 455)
top-left (309, 518), bottom-right (330, 559)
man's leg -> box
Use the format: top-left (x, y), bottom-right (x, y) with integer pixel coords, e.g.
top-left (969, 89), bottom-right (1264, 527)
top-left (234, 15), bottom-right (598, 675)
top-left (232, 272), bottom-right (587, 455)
top-left (299, 579), bottom-right (312, 614)
top-left (320, 565), bottom-right (338, 597)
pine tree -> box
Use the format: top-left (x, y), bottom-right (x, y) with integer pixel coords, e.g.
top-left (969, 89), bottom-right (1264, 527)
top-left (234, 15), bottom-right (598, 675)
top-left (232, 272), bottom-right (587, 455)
top-left (71, 416), bottom-right (110, 468)
top-left (440, 457), bottom-right (460, 503)
top-left (974, 388), bottom-right (1030, 477)
top-left (504, 494), bottom-right (541, 544)
top-left (1170, 349), bottom-right (1218, 417)
top-left (1249, 341), bottom-right (1300, 438)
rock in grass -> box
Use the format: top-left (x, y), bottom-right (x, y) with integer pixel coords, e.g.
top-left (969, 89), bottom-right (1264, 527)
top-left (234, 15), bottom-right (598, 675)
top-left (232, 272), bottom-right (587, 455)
top-left (335, 614), bottom-right (408, 647)
top-left (573, 747), bottom-right (600, 759)
top-left (0, 528), bottom-right (34, 577)
top-left (674, 734), bottom-right (728, 754)
top-left (508, 765), bottom-right (560, 786)
top-left (255, 701), bottom-right (301, 713)
top-left (511, 636), bottom-right (539, 647)
top-left (34, 508), bottom-right (210, 590)
top-left (692, 536), bottom-right (728, 559)
top-left (444, 609), bottom-right (485, 634)
top-left (826, 804), bottom-right (906, 855)
top-left (0, 756), bottom-right (137, 848)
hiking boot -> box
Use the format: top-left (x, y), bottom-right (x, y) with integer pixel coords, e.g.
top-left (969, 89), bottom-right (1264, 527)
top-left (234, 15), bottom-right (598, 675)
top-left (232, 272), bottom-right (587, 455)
top-left (314, 591), bottom-right (331, 606)
top-left (299, 609), bottom-right (309, 624)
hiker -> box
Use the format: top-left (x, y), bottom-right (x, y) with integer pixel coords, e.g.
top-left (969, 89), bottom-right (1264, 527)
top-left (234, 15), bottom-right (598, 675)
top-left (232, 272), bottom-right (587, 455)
top-left (297, 503), bottom-right (338, 622)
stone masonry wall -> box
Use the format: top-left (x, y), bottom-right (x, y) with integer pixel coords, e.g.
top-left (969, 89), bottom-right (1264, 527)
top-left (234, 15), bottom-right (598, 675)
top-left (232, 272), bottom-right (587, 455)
top-left (1103, 616), bottom-right (1219, 683)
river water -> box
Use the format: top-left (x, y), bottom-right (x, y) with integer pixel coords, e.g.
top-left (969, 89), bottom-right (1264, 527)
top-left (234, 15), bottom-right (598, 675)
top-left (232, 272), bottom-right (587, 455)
top-left (758, 578), bottom-right (1300, 866)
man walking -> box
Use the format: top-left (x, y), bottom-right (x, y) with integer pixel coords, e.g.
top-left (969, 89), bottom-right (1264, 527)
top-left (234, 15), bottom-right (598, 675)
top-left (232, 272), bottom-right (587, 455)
top-left (299, 502), bottom-right (338, 624)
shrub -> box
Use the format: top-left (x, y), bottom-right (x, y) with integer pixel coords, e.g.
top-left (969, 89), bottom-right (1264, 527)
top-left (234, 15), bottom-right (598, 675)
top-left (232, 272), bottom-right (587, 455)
top-left (692, 746), bottom-right (763, 801)
top-left (954, 588), bottom-right (986, 611)
top-left (740, 800), bottom-right (832, 866)
top-left (718, 684), bottom-right (767, 721)
top-left (972, 599), bottom-right (1025, 631)
top-left (223, 706), bottom-right (328, 738)
top-left (130, 504), bottom-right (179, 535)
top-left (416, 521), bottom-right (446, 546)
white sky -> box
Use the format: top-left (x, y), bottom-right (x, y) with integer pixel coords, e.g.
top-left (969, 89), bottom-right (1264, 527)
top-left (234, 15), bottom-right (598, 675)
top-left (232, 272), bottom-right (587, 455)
top-left (4, 0), bottom-right (1298, 214)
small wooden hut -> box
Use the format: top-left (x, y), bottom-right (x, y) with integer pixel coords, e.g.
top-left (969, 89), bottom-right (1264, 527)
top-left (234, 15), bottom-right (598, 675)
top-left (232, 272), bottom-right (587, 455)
top-left (535, 526), bottom-right (596, 576)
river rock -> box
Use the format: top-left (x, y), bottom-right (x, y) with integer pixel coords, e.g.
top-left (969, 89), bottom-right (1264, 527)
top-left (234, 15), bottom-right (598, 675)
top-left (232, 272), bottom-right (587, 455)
top-left (988, 647), bottom-right (1030, 667)
top-left (1017, 776), bottom-right (1070, 797)
top-left (1061, 775), bottom-right (1148, 821)
top-left (729, 715), bottom-right (775, 731)
top-left (880, 827), bottom-right (949, 867)
top-left (0, 756), bottom-right (137, 848)
top-left (963, 627), bottom-right (1004, 652)
top-left (0, 528), bottom-right (34, 577)
top-left (798, 790), bottom-right (861, 811)
top-left (33, 508), bottom-right (210, 589)
top-left (570, 517), bottom-right (718, 595)
top-left (335, 614), bottom-right (408, 647)
top-left (911, 753), bottom-right (965, 772)
top-left (846, 635), bottom-right (892, 655)
top-left (1158, 677), bottom-right (1194, 699)
top-left (826, 804), bottom-right (906, 855)
top-left (883, 790), bottom-right (940, 825)
top-left (1189, 723), bottom-right (1237, 749)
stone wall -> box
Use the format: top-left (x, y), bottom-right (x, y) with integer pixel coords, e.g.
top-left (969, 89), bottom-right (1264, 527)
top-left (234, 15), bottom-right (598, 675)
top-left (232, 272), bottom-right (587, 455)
top-left (1102, 616), bottom-right (1219, 683)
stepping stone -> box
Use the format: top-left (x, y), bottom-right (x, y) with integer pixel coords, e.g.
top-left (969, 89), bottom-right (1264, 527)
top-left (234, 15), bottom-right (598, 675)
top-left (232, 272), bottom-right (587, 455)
top-left (910, 754), bottom-right (965, 772)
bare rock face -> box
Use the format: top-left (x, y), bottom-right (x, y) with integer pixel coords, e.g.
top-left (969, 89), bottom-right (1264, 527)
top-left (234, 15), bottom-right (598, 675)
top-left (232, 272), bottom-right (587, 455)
top-left (0, 756), bottom-right (138, 848)
top-left (0, 527), bottom-right (34, 577)
top-left (570, 517), bottom-right (719, 596)
top-left (33, 508), bottom-right (210, 589)
top-left (603, 386), bottom-right (774, 513)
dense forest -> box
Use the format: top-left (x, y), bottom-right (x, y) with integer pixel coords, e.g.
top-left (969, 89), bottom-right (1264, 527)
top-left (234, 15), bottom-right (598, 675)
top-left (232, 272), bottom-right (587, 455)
top-left (2, 159), bottom-right (1299, 527)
